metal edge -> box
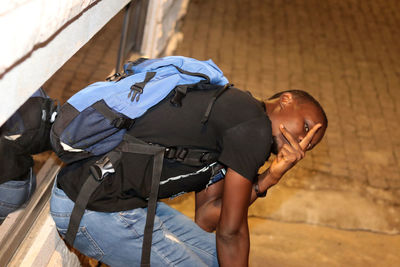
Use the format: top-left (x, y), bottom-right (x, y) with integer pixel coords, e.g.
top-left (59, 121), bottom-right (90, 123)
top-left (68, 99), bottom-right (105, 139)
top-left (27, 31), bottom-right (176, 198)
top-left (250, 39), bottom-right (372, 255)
top-left (0, 155), bottom-right (62, 266)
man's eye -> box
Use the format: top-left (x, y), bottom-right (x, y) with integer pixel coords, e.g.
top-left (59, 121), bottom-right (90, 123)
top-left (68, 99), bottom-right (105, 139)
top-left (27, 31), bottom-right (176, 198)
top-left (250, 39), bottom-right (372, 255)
top-left (304, 123), bottom-right (309, 132)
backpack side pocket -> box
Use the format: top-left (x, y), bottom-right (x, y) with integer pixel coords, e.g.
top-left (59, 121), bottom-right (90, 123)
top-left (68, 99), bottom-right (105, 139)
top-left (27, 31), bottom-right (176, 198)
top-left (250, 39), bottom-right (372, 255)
top-left (51, 100), bottom-right (135, 164)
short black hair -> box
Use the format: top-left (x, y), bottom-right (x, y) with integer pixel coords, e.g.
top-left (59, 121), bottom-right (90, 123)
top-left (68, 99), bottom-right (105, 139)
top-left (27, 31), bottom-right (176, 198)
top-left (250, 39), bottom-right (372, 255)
top-left (268, 89), bottom-right (328, 127)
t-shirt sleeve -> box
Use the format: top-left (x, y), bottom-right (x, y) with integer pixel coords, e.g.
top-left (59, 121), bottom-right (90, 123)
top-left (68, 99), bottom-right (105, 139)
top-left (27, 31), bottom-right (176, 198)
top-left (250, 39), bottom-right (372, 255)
top-left (218, 116), bottom-right (272, 183)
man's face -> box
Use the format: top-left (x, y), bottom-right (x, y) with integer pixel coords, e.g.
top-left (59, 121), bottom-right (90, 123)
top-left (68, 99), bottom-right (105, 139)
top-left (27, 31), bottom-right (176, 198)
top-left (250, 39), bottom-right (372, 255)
top-left (269, 94), bottom-right (327, 154)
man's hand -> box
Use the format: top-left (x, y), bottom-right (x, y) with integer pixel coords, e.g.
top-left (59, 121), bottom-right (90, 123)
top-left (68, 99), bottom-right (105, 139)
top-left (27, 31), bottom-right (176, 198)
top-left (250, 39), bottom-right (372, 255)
top-left (269, 123), bottom-right (322, 180)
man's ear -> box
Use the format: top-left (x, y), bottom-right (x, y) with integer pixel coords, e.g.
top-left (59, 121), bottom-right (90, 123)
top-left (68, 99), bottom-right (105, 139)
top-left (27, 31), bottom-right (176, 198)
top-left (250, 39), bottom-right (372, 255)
top-left (279, 92), bottom-right (293, 108)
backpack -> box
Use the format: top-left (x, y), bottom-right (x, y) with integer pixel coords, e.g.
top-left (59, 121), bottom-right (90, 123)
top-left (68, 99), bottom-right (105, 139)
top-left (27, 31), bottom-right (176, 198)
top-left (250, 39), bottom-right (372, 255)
top-left (55, 56), bottom-right (230, 266)
top-left (0, 88), bottom-right (57, 183)
top-left (2, 88), bottom-right (57, 155)
top-left (50, 56), bottom-right (229, 164)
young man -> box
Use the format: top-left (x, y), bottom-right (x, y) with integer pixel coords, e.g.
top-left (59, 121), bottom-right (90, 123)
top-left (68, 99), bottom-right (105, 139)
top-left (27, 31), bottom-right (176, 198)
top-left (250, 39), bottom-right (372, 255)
top-left (195, 90), bottom-right (327, 232)
top-left (194, 90), bottom-right (327, 266)
top-left (50, 88), bottom-right (327, 267)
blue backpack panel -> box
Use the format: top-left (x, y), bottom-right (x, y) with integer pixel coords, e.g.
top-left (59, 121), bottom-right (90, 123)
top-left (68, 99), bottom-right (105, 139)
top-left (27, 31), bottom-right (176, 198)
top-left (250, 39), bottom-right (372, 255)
top-left (50, 56), bottom-right (229, 163)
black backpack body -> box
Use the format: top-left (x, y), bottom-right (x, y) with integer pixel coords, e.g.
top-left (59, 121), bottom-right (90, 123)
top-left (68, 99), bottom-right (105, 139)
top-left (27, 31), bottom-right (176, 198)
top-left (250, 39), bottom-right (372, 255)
top-left (0, 88), bottom-right (57, 183)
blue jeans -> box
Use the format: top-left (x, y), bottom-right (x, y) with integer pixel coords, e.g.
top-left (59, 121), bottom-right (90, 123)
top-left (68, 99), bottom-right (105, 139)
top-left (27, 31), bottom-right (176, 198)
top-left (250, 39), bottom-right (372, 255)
top-left (50, 182), bottom-right (218, 267)
top-left (0, 168), bottom-right (36, 223)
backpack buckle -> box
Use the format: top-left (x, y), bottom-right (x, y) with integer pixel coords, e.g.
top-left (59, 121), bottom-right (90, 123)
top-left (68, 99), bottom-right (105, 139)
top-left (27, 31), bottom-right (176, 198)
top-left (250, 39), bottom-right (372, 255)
top-left (200, 152), bottom-right (213, 164)
top-left (165, 147), bottom-right (177, 159)
top-left (164, 147), bottom-right (188, 161)
top-left (106, 72), bottom-right (122, 82)
top-left (89, 156), bottom-right (115, 181)
top-left (129, 84), bottom-right (143, 102)
top-left (128, 71), bottom-right (156, 102)
top-left (170, 85), bottom-right (188, 107)
top-left (176, 148), bottom-right (188, 161)
top-left (112, 117), bottom-right (135, 129)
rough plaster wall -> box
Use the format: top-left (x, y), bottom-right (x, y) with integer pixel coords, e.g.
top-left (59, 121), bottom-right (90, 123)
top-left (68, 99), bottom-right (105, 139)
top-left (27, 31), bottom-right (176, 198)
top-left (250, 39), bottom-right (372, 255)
top-left (141, 0), bottom-right (189, 57)
top-left (0, 0), bottom-right (130, 126)
top-left (0, 0), bottom-right (97, 74)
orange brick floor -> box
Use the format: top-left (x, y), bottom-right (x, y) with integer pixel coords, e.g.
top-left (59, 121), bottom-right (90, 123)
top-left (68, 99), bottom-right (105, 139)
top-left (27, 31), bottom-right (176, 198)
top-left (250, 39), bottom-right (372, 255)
top-left (175, 0), bottom-right (400, 200)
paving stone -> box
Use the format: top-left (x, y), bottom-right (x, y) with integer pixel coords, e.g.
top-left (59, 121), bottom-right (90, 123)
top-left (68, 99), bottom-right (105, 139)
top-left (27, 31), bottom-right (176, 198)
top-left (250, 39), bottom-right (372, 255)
top-left (366, 164), bottom-right (390, 189)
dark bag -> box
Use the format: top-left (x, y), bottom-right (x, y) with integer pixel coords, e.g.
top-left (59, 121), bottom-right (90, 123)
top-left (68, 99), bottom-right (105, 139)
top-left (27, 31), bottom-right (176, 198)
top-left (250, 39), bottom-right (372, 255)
top-left (1, 88), bottom-right (57, 155)
top-left (59, 57), bottom-right (232, 266)
top-left (0, 88), bottom-right (57, 183)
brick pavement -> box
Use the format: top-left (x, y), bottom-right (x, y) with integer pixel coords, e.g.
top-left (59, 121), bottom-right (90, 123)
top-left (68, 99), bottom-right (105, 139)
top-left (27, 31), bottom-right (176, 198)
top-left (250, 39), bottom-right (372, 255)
top-left (174, 0), bottom-right (400, 207)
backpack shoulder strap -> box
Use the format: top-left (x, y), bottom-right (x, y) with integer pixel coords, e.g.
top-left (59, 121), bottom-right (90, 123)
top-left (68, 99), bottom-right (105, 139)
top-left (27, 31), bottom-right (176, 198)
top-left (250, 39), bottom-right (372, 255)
top-left (201, 83), bottom-right (233, 124)
top-left (64, 153), bottom-right (118, 245)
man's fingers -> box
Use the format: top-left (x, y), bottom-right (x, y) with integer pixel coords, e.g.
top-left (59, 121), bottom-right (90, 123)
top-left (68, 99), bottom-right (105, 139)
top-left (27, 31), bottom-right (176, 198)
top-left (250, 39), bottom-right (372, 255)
top-left (278, 144), bottom-right (302, 163)
top-left (277, 145), bottom-right (290, 161)
top-left (279, 124), bottom-right (303, 152)
top-left (299, 123), bottom-right (322, 151)
top-left (284, 144), bottom-right (303, 161)
top-left (277, 148), bottom-right (286, 161)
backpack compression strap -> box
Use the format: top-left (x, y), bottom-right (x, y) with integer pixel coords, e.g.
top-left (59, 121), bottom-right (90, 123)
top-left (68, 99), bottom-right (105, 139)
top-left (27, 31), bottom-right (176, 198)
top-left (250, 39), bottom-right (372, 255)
top-left (164, 146), bottom-right (218, 167)
top-left (92, 100), bottom-right (136, 130)
top-left (129, 71), bottom-right (156, 102)
top-left (118, 136), bottom-right (165, 267)
top-left (201, 83), bottom-right (232, 124)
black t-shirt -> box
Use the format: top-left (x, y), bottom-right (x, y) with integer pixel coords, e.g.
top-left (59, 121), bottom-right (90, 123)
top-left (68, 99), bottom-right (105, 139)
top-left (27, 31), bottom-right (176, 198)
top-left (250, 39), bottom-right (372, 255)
top-left (57, 87), bottom-right (273, 212)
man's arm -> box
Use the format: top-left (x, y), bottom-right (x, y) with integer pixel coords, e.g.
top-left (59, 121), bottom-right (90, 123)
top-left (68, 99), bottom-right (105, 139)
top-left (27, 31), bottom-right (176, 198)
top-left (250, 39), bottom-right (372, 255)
top-left (195, 123), bottom-right (323, 232)
top-left (195, 179), bottom-right (224, 232)
top-left (215, 168), bottom-right (252, 267)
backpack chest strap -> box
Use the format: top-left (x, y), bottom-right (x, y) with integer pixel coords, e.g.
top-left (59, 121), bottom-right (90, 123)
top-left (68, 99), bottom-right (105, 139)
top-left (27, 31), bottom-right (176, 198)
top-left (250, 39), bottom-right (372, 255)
top-left (164, 146), bottom-right (218, 167)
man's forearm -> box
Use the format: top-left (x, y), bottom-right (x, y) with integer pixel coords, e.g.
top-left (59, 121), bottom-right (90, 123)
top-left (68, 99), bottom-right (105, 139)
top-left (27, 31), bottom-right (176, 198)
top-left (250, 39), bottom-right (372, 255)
top-left (216, 220), bottom-right (250, 266)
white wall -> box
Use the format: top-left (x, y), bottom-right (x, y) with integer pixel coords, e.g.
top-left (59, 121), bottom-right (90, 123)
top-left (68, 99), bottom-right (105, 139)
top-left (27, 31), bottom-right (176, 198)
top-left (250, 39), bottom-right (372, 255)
top-left (0, 0), bottom-right (130, 126)
top-left (141, 0), bottom-right (189, 58)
